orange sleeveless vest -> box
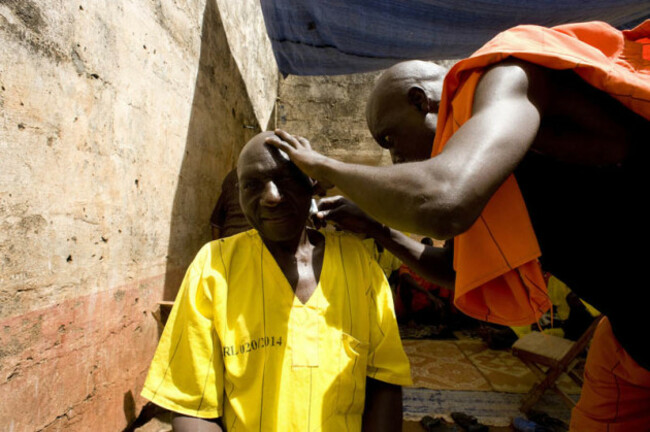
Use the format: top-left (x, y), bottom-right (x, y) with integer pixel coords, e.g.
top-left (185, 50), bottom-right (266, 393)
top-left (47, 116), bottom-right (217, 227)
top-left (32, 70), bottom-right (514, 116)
top-left (433, 20), bottom-right (650, 326)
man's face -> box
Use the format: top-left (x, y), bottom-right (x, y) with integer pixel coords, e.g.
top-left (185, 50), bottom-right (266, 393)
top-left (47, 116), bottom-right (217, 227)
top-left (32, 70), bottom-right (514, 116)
top-left (238, 135), bottom-right (313, 243)
top-left (367, 91), bottom-right (438, 164)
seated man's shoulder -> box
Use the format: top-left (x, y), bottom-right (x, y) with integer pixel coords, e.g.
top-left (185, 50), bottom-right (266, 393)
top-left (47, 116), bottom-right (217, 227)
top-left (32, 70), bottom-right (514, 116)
top-left (324, 229), bottom-right (364, 246)
top-left (323, 230), bottom-right (377, 263)
top-left (210, 228), bottom-right (257, 245)
top-left (205, 229), bottom-right (259, 256)
top-left (188, 230), bottom-right (260, 279)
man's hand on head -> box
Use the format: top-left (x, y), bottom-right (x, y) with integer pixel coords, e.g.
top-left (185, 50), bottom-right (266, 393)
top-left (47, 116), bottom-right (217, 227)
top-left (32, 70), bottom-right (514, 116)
top-left (315, 196), bottom-right (383, 236)
top-left (265, 129), bottom-right (335, 189)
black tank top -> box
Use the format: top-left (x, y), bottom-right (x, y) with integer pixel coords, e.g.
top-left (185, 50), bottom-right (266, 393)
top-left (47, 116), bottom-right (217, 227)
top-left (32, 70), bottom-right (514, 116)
top-left (514, 148), bottom-right (648, 370)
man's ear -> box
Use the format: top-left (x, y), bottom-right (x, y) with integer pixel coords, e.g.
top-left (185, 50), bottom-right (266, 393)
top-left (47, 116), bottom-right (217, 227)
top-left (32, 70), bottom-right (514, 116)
top-left (311, 179), bottom-right (331, 197)
top-left (407, 87), bottom-right (430, 113)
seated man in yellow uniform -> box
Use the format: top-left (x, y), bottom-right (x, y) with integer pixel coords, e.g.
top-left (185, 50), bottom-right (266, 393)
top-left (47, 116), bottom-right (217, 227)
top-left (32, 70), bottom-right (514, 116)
top-left (141, 131), bottom-right (412, 432)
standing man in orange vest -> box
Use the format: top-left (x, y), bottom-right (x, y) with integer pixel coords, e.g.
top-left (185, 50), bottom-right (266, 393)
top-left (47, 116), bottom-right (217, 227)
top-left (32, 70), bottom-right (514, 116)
top-left (267, 21), bottom-right (650, 431)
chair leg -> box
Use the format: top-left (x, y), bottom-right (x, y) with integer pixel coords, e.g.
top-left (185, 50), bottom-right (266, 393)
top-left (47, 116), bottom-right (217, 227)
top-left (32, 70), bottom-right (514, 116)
top-left (524, 361), bottom-right (547, 380)
top-left (567, 369), bottom-right (584, 387)
top-left (520, 366), bottom-right (566, 413)
top-left (551, 385), bottom-right (576, 408)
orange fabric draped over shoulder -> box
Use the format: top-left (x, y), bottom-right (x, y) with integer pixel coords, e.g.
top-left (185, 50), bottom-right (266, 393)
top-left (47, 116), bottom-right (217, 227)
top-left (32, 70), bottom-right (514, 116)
top-left (433, 20), bottom-right (650, 326)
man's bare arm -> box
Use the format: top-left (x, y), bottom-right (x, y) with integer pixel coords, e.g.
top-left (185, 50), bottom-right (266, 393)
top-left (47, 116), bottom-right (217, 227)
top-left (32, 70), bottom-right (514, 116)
top-left (267, 61), bottom-right (547, 239)
top-left (362, 378), bottom-right (403, 432)
top-left (374, 227), bottom-right (454, 288)
top-left (316, 196), bottom-right (454, 288)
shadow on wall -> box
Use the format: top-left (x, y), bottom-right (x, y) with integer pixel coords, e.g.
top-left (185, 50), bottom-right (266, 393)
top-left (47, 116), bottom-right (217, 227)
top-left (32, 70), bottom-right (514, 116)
top-left (164, 0), bottom-right (262, 300)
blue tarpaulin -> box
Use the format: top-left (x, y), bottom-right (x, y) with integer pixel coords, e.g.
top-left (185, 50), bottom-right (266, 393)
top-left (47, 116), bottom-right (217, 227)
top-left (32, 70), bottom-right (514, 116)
top-left (260, 0), bottom-right (650, 76)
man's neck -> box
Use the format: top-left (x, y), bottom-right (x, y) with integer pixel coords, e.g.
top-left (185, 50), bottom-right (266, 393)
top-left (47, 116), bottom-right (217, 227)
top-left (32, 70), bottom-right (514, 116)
top-left (262, 228), bottom-right (325, 302)
top-left (263, 228), bottom-right (312, 260)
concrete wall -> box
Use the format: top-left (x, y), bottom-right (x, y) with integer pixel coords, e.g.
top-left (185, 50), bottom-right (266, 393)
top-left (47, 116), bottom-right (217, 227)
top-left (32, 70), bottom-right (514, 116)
top-left (276, 59), bottom-right (458, 168)
top-left (277, 72), bottom-right (394, 167)
top-left (216, 0), bottom-right (276, 130)
top-left (0, 0), bottom-right (277, 430)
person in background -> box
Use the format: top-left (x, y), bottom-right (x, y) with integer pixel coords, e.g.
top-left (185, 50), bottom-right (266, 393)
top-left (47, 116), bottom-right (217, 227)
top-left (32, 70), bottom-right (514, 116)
top-left (396, 238), bottom-right (455, 326)
top-left (210, 168), bottom-right (251, 240)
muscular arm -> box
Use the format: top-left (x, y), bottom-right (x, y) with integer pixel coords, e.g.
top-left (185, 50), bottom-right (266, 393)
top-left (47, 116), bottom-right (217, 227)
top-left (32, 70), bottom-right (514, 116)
top-left (316, 196), bottom-right (454, 287)
top-left (362, 378), bottom-right (403, 432)
top-left (372, 225), bottom-right (454, 289)
top-left (269, 61), bottom-right (547, 239)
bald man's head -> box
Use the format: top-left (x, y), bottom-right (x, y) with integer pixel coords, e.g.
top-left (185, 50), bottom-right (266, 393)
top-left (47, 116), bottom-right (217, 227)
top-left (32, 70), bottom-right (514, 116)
top-left (237, 132), bottom-right (313, 242)
top-left (366, 60), bottom-right (447, 164)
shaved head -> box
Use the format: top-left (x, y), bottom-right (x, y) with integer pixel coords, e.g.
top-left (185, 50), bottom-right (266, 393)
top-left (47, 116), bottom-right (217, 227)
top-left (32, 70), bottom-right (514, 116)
top-left (371, 60), bottom-right (446, 94)
top-left (237, 131), bottom-right (312, 242)
top-left (366, 60), bottom-right (447, 164)
top-left (237, 131), bottom-right (286, 171)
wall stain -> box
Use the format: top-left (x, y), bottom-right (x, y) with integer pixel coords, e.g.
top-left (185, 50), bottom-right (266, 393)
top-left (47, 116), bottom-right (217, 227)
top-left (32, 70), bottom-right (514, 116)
top-left (0, 0), bottom-right (45, 34)
top-left (0, 16), bottom-right (66, 64)
top-left (0, 316), bottom-right (42, 361)
top-left (0, 1), bottom-right (67, 65)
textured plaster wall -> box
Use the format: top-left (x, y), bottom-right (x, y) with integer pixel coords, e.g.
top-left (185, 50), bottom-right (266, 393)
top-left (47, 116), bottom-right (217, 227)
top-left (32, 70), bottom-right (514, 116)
top-left (216, 0), bottom-right (277, 130)
top-left (277, 59), bottom-right (457, 167)
top-left (0, 0), bottom-right (277, 430)
top-left (277, 72), bottom-right (393, 167)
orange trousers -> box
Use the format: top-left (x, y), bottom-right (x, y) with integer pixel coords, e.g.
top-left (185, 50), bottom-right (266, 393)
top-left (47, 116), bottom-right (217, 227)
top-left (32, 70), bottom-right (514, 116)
top-left (571, 317), bottom-right (650, 431)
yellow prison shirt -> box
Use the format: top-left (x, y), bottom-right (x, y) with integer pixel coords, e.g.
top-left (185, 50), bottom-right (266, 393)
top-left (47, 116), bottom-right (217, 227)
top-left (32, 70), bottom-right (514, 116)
top-left (141, 230), bottom-right (412, 431)
top-left (362, 238), bottom-right (402, 278)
